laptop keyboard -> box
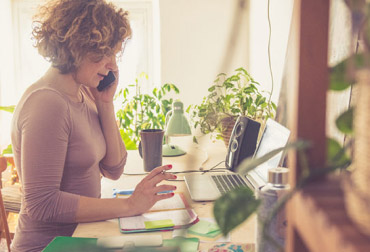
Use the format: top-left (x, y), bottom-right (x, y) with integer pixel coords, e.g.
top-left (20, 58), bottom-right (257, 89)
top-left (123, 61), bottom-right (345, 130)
top-left (211, 174), bottom-right (248, 194)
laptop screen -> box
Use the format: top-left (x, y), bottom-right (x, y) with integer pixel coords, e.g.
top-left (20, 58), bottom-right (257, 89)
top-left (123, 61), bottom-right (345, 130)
top-left (251, 118), bottom-right (291, 183)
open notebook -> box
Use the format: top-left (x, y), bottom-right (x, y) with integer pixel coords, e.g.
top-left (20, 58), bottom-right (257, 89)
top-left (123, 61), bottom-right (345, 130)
top-left (117, 193), bottom-right (198, 233)
top-left (184, 118), bottom-right (290, 201)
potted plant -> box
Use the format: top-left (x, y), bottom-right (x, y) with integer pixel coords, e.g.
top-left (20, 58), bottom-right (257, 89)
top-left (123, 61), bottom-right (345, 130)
top-left (188, 67), bottom-right (277, 146)
top-left (114, 73), bottom-right (180, 150)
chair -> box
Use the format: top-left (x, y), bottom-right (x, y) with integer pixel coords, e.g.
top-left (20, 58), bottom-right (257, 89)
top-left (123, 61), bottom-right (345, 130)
top-left (0, 189), bottom-right (12, 251)
top-left (0, 155), bottom-right (21, 252)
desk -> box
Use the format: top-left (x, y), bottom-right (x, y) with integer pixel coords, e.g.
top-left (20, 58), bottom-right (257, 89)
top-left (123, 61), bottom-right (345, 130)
top-left (72, 139), bottom-right (256, 250)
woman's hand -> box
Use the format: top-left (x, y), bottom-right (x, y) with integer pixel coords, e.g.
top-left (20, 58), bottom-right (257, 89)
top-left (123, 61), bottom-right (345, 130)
top-left (128, 165), bottom-right (177, 215)
top-left (90, 70), bottom-right (119, 103)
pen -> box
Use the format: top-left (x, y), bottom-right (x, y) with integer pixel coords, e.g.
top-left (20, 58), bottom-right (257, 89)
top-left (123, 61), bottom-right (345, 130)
top-left (113, 189), bottom-right (174, 197)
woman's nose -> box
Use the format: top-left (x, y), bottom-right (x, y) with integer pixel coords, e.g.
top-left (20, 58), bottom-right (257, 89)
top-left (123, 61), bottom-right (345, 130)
top-left (106, 55), bottom-right (118, 71)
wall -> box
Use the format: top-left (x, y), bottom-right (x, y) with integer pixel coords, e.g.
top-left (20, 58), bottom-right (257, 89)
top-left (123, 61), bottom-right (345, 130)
top-left (159, 0), bottom-right (294, 108)
top-left (249, 0), bottom-right (294, 105)
top-left (159, 0), bottom-right (250, 108)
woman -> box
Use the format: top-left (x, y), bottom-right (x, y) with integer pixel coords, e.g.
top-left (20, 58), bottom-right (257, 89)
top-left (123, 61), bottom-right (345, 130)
top-left (10, 0), bottom-right (176, 251)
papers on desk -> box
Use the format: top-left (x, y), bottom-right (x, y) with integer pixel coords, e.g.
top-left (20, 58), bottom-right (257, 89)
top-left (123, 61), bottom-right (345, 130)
top-left (118, 193), bottom-right (199, 233)
top-left (172, 218), bottom-right (231, 243)
top-left (187, 219), bottom-right (222, 239)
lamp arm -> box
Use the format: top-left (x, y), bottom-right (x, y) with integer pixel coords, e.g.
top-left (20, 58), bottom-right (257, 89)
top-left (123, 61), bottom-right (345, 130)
top-left (164, 110), bottom-right (173, 144)
top-left (165, 110), bottom-right (173, 127)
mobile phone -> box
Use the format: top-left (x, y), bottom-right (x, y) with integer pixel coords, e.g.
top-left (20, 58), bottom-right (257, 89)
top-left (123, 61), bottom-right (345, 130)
top-left (97, 71), bottom-right (116, 91)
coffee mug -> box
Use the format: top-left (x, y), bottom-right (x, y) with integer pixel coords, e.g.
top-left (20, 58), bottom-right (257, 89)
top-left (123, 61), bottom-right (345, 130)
top-left (138, 129), bottom-right (164, 172)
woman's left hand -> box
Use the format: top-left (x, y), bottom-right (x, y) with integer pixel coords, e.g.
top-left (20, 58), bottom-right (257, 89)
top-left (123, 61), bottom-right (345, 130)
top-left (90, 70), bottom-right (119, 103)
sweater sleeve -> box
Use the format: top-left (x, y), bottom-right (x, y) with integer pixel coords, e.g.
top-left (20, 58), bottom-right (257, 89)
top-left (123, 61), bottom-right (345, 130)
top-left (99, 151), bottom-right (127, 179)
top-left (18, 89), bottom-right (80, 223)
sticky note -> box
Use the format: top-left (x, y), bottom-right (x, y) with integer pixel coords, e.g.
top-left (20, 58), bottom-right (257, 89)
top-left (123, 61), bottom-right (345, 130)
top-left (144, 219), bottom-right (174, 229)
top-left (188, 220), bottom-right (220, 235)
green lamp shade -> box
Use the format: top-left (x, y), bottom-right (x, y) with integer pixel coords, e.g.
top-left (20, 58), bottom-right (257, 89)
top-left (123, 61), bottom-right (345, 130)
top-left (165, 100), bottom-right (191, 136)
top-left (163, 100), bottom-right (191, 156)
top-left (165, 114), bottom-right (191, 136)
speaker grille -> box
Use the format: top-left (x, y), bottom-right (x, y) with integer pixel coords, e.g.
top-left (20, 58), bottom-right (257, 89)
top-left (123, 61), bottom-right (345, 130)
top-left (225, 116), bottom-right (261, 171)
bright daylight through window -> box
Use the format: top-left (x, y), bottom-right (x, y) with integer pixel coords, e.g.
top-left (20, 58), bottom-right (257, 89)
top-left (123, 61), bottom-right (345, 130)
top-left (0, 0), bottom-right (160, 150)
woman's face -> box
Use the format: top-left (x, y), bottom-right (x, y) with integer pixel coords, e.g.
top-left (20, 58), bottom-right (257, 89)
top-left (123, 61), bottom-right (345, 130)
top-left (74, 53), bottom-right (118, 89)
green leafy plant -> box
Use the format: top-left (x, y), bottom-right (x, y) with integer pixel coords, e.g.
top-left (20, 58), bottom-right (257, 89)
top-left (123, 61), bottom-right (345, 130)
top-left (115, 73), bottom-right (180, 150)
top-left (188, 67), bottom-right (276, 141)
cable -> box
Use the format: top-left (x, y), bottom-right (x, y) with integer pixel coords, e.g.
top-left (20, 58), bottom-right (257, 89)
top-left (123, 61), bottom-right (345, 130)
top-left (122, 160), bottom-right (227, 177)
top-left (201, 160), bottom-right (226, 174)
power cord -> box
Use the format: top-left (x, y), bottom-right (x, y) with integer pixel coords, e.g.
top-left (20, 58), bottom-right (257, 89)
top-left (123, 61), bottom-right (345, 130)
top-left (122, 160), bottom-right (228, 181)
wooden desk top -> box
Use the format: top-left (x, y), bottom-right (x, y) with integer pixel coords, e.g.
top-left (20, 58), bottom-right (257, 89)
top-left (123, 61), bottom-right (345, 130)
top-left (72, 139), bottom-right (256, 250)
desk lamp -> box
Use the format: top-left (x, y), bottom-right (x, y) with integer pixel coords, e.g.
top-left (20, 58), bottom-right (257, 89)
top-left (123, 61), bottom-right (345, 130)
top-left (163, 100), bottom-right (192, 156)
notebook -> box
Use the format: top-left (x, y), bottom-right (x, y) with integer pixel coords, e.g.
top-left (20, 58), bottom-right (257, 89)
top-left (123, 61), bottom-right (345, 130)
top-left (184, 118), bottom-right (290, 201)
top-left (117, 193), bottom-right (199, 233)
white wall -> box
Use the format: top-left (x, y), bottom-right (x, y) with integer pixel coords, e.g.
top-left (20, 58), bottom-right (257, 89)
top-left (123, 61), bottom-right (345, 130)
top-left (159, 0), bottom-right (294, 108)
top-left (249, 0), bottom-right (294, 105)
top-left (159, 0), bottom-right (250, 108)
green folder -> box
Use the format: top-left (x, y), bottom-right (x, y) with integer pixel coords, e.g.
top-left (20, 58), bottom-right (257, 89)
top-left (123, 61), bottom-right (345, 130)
top-left (42, 236), bottom-right (100, 252)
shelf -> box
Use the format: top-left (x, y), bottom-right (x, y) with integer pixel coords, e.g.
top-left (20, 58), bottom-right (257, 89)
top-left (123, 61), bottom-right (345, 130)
top-left (290, 176), bottom-right (370, 252)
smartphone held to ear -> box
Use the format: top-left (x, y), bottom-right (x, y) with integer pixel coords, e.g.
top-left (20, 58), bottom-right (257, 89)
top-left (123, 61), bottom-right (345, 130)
top-left (97, 71), bottom-right (116, 91)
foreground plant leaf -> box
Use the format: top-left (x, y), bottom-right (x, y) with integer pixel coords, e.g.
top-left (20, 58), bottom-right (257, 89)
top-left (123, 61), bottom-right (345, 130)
top-left (335, 107), bottom-right (354, 135)
top-left (327, 137), bottom-right (351, 167)
top-left (236, 140), bottom-right (309, 176)
top-left (329, 54), bottom-right (364, 91)
top-left (214, 187), bottom-right (260, 236)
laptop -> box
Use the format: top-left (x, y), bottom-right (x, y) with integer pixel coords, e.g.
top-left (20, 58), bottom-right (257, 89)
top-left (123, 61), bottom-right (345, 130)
top-left (184, 118), bottom-right (291, 201)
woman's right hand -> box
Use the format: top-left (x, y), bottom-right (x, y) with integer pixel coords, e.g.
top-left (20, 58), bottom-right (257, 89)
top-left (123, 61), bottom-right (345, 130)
top-left (128, 165), bottom-right (177, 215)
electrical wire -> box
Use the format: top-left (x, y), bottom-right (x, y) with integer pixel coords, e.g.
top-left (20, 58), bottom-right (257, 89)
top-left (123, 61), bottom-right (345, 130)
top-left (122, 160), bottom-right (228, 180)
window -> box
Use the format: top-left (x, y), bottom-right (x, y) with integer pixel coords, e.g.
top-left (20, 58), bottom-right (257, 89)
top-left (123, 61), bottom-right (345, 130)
top-left (0, 0), bottom-right (159, 150)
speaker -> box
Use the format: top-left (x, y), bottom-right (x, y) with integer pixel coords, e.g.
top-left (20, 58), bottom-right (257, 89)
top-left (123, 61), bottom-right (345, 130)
top-left (225, 116), bottom-right (261, 171)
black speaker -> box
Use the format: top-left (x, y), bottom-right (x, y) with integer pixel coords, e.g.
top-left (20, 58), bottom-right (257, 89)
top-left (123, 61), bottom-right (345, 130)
top-left (225, 116), bottom-right (261, 172)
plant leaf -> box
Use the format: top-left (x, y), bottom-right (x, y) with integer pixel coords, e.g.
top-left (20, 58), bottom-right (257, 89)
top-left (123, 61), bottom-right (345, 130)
top-left (335, 108), bottom-right (354, 135)
top-left (120, 129), bottom-right (137, 150)
top-left (1, 144), bottom-right (13, 155)
top-left (0, 105), bottom-right (16, 113)
top-left (214, 187), bottom-right (260, 236)
top-left (236, 140), bottom-right (310, 175)
top-left (327, 137), bottom-right (351, 167)
top-left (329, 54), bottom-right (364, 91)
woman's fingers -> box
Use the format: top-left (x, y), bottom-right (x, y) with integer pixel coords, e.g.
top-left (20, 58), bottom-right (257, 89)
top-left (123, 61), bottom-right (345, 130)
top-left (151, 172), bottom-right (177, 185)
top-left (145, 164), bottom-right (173, 181)
top-left (155, 184), bottom-right (176, 194)
top-left (129, 164), bottom-right (178, 213)
top-left (155, 192), bottom-right (175, 201)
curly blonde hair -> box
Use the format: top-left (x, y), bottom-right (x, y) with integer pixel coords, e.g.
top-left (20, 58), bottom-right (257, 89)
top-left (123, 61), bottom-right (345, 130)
top-left (32, 0), bottom-right (131, 74)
